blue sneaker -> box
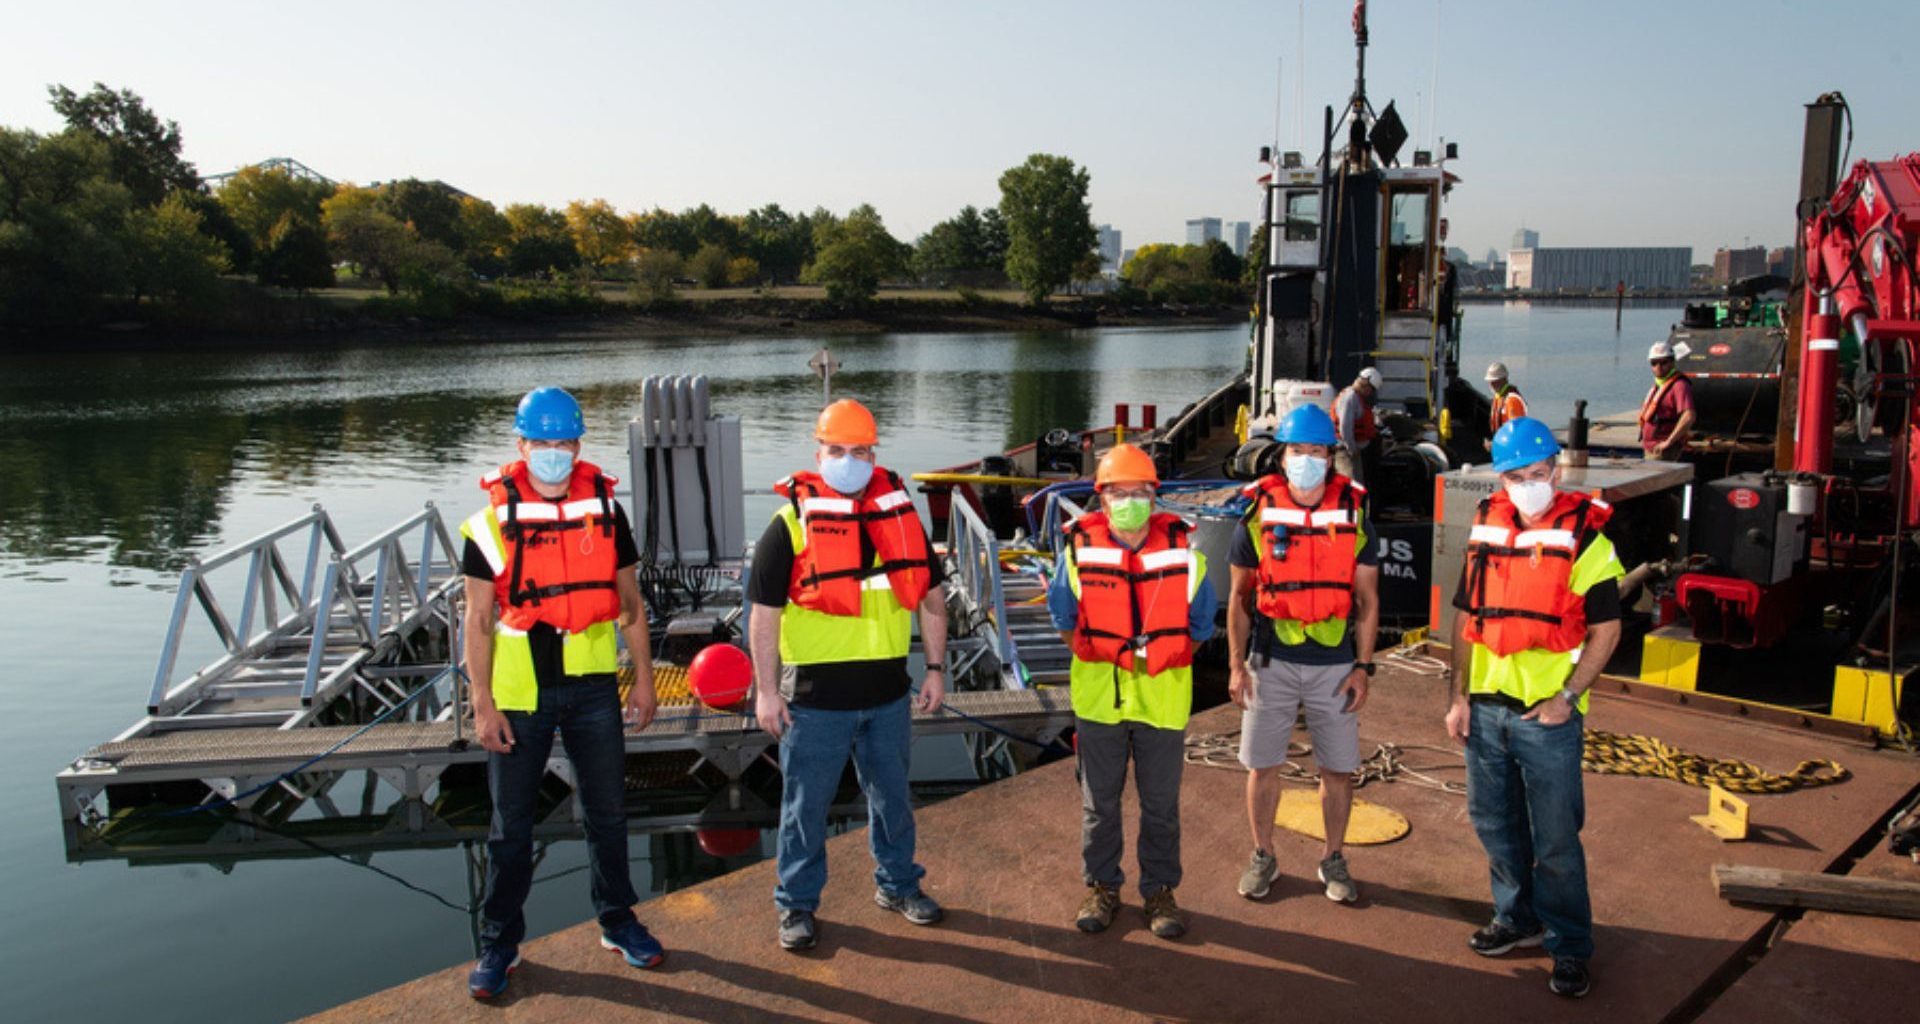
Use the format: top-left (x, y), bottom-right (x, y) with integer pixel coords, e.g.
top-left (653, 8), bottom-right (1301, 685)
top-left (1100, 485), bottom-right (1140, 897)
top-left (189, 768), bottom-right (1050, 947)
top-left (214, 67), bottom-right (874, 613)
top-left (600, 920), bottom-right (665, 968)
top-left (467, 946), bottom-right (519, 1000)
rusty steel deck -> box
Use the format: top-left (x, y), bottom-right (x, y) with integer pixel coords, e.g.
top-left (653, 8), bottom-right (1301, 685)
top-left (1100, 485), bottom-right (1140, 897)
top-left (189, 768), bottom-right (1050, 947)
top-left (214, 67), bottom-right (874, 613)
top-left (306, 657), bottom-right (1920, 1023)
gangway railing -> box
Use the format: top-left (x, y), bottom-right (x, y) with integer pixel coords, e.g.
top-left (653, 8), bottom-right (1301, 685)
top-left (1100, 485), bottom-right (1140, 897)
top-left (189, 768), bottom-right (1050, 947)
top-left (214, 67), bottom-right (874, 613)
top-left (139, 504), bottom-right (464, 733)
top-left (946, 497), bottom-right (1024, 688)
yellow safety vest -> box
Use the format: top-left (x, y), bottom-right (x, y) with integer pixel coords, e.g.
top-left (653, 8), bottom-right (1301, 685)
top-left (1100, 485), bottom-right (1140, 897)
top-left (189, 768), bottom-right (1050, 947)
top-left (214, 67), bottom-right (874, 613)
top-left (1065, 543), bottom-right (1209, 730)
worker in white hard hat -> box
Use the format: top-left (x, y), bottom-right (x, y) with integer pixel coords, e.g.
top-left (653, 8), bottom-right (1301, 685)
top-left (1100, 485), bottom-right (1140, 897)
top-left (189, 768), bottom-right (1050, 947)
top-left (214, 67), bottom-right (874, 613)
top-left (1332, 367), bottom-right (1383, 486)
top-left (1485, 362), bottom-right (1529, 449)
top-left (1640, 341), bottom-right (1695, 460)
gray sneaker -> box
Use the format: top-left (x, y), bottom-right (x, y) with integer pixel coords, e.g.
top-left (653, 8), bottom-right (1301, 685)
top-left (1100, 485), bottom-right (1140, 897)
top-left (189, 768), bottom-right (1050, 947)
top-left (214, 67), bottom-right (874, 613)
top-left (778, 909), bottom-right (817, 951)
top-left (1238, 848), bottom-right (1279, 899)
top-left (875, 888), bottom-right (944, 925)
top-left (1317, 851), bottom-right (1359, 904)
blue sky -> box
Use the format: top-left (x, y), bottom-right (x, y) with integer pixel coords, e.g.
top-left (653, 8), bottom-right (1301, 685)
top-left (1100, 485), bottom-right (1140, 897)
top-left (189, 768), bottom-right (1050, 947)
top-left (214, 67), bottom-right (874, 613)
top-left (3, 0), bottom-right (1914, 261)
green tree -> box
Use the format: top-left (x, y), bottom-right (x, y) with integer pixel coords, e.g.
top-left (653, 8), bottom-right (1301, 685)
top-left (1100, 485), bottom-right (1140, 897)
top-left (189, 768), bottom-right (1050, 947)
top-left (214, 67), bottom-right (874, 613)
top-left (215, 164), bottom-right (335, 260)
top-left (688, 242), bottom-right (731, 289)
top-left (997, 153), bottom-right (1097, 305)
top-left (255, 212), bottom-right (335, 290)
top-left (979, 206), bottom-right (1010, 267)
top-left (914, 204), bottom-right (1008, 287)
top-left (47, 83), bottom-right (199, 205)
top-left (322, 185), bottom-right (417, 293)
top-left (628, 247), bottom-right (681, 304)
top-left (179, 189), bottom-right (253, 274)
top-left (457, 196), bottom-right (510, 278)
top-left (503, 203), bottom-right (579, 277)
top-left (0, 128), bottom-right (132, 324)
top-left (1202, 238), bottom-right (1242, 282)
top-left (726, 254), bottom-right (761, 286)
top-left (378, 179), bottom-right (465, 251)
top-left (742, 203), bottom-right (806, 283)
top-left (124, 191), bottom-right (230, 305)
top-left (681, 203), bottom-right (740, 254)
top-left (627, 207), bottom-right (696, 257)
top-left (803, 204), bottom-right (904, 305)
top-left (566, 199), bottom-right (633, 275)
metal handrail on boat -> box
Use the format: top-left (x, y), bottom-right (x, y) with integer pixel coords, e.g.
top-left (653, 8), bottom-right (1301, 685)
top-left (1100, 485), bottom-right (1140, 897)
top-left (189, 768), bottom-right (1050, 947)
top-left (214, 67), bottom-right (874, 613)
top-left (298, 505), bottom-right (465, 708)
top-left (1154, 372), bottom-right (1248, 470)
top-left (946, 497), bottom-right (1024, 688)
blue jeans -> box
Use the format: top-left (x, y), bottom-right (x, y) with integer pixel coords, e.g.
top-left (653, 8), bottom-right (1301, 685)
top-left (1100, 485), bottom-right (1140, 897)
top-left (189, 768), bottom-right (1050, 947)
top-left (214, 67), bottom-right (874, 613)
top-left (1466, 700), bottom-right (1592, 960)
top-left (774, 695), bottom-right (925, 911)
top-left (479, 680), bottom-right (638, 951)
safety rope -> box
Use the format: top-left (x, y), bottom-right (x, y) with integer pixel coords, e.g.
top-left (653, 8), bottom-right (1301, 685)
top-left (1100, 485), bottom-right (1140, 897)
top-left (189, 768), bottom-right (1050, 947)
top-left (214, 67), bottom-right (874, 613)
top-left (1185, 727), bottom-right (1853, 797)
top-left (1184, 731), bottom-right (1468, 795)
top-left (1581, 729), bottom-right (1850, 794)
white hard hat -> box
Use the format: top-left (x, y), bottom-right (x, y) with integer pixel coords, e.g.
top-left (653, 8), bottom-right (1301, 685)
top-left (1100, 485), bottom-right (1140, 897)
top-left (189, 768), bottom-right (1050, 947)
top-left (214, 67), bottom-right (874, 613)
top-left (1484, 361), bottom-right (1509, 382)
top-left (1648, 340), bottom-right (1674, 361)
top-left (1357, 367), bottom-right (1383, 388)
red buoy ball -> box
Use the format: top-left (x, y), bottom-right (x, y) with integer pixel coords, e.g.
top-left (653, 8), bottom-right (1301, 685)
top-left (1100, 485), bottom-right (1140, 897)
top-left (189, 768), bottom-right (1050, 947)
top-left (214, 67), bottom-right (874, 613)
top-left (696, 827), bottom-right (761, 859)
top-left (688, 643), bottom-right (752, 710)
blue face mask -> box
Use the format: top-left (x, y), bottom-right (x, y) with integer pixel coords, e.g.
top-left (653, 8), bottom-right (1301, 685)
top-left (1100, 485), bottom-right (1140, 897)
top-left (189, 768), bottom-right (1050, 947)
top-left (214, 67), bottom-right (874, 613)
top-left (1285, 453), bottom-right (1328, 490)
top-left (819, 454), bottom-right (875, 495)
top-left (527, 446), bottom-right (575, 485)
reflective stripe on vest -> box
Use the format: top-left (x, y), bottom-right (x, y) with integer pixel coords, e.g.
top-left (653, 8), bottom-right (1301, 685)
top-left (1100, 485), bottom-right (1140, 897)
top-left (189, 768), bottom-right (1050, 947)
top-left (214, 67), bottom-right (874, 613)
top-left (773, 504), bottom-right (912, 665)
top-left (1461, 491), bottom-right (1610, 660)
top-left (1065, 511), bottom-right (1197, 681)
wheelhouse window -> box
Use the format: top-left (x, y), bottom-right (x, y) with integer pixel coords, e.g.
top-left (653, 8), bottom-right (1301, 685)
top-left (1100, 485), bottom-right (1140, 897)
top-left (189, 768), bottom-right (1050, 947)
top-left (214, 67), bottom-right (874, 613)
top-left (1384, 187), bottom-right (1434, 312)
top-left (1283, 191), bottom-right (1320, 242)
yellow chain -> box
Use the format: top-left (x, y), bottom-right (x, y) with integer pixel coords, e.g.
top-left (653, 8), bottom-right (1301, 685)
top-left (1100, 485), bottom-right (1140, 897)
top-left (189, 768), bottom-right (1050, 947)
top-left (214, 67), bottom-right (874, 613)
top-left (1582, 729), bottom-right (1849, 794)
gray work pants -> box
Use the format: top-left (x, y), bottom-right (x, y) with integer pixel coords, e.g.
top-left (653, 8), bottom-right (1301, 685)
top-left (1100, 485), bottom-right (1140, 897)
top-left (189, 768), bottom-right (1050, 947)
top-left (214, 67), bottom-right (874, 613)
top-left (1076, 716), bottom-right (1185, 897)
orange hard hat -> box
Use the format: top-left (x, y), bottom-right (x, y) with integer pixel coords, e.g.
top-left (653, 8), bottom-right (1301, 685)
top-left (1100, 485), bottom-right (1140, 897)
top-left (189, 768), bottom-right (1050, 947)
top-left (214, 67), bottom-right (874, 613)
top-left (814, 399), bottom-right (879, 445)
top-left (1095, 443), bottom-right (1159, 489)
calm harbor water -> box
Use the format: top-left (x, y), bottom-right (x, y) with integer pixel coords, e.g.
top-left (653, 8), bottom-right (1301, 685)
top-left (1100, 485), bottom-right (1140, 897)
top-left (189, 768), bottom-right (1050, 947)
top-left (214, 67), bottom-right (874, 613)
top-left (0, 304), bottom-right (1677, 1021)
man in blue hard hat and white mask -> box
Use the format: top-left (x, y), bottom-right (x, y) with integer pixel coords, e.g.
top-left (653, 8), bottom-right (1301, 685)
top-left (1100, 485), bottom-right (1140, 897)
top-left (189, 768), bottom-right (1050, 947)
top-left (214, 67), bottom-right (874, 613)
top-left (1445, 416), bottom-right (1624, 1000)
top-left (1228, 403), bottom-right (1380, 906)
top-left (459, 387), bottom-right (666, 999)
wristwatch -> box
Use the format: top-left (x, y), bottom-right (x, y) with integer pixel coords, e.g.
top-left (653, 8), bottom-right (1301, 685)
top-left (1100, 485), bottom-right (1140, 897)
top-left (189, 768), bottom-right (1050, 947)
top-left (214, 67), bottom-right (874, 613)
top-left (924, 663), bottom-right (945, 673)
top-left (1354, 661), bottom-right (1377, 677)
top-left (1558, 686), bottom-right (1581, 707)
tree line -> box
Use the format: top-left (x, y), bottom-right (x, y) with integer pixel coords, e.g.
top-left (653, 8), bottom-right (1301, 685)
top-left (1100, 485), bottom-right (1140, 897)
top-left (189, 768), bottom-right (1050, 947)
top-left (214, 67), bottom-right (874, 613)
top-left (3, 84), bottom-right (1244, 329)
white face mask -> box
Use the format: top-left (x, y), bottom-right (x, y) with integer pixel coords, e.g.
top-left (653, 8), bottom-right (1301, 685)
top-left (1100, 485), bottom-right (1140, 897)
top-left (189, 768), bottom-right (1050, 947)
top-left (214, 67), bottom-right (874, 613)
top-left (1506, 479), bottom-right (1557, 518)
top-left (1284, 453), bottom-right (1328, 490)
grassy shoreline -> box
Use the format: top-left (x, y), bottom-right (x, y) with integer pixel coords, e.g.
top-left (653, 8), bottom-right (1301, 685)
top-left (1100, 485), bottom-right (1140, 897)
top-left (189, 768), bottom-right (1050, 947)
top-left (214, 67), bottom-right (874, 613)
top-left (6, 282), bottom-right (1249, 349)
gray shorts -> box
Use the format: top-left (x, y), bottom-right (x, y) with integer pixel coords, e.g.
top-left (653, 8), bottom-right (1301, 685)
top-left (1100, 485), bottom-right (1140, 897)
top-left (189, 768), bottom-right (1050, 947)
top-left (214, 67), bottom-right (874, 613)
top-left (1238, 658), bottom-right (1361, 774)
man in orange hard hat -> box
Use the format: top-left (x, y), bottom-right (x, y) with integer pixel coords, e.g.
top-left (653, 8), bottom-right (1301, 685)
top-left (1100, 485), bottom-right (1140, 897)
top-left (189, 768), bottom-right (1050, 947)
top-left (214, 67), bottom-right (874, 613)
top-left (747, 398), bottom-right (951, 953)
top-left (1048, 443), bottom-right (1215, 939)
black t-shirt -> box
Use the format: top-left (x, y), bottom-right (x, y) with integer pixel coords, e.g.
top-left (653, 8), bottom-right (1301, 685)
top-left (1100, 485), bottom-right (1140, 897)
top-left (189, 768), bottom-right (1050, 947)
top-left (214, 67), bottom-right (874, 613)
top-left (463, 503), bottom-right (641, 689)
top-left (746, 514), bottom-right (947, 710)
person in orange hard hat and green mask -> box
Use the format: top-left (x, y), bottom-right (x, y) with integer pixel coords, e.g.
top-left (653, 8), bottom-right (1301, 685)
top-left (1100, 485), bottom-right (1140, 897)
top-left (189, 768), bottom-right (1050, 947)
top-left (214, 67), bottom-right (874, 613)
top-left (1048, 443), bottom-right (1216, 940)
top-left (747, 398), bottom-right (952, 953)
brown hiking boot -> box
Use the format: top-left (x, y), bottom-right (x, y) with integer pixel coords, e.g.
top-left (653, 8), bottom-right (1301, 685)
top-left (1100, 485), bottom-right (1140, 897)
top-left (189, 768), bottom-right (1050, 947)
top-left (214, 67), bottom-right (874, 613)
top-left (1075, 884), bottom-right (1120, 933)
top-left (1143, 888), bottom-right (1186, 939)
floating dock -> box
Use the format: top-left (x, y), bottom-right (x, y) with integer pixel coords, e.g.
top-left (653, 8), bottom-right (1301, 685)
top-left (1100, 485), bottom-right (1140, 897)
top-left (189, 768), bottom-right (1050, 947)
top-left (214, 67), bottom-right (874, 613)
top-left (308, 656), bottom-right (1920, 1023)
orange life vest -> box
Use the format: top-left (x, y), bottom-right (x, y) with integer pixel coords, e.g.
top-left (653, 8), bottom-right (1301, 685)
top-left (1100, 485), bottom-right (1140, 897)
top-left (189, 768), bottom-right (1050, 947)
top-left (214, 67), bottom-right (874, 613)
top-left (1461, 490), bottom-right (1612, 657)
top-left (1490, 385), bottom-right (1528, 433)
top-left (1065, 511), bottom-right (1196, 677)
top-left (1242, 474), bottom-right (1364, 624)
top-left (481, 459), bottom-right (622, 634)
top-left (1334, 385), bottom-right (1379, 446)
top-left (774, 467), bottom-right (932, 617)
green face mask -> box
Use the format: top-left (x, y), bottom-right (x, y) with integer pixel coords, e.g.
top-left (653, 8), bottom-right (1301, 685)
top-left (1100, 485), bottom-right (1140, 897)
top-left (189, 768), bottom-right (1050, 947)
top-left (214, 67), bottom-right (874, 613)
top-left (1106, 496), bottom-right (1152, 531)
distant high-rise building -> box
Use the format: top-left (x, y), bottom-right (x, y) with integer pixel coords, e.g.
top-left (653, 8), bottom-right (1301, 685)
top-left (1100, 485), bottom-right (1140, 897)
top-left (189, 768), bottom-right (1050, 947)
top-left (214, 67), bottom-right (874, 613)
top-left (1096, 224), bottom-right (1123, 273)
top-left (1224, 221), bottom-right (1251, 257)
top-left (1712, 246), bottom-right (1768, 284)
top-left (1186, 218), bottom-right (1222, 246)
top-left (1512, 227), bottom-right (1540, 251)
top-left (1484, 247), bottom-right (1501, 268)
top-left (1766, 246), bottom-right (1793, 279)
top-left (1121, 248), bottom-right (1137, 272)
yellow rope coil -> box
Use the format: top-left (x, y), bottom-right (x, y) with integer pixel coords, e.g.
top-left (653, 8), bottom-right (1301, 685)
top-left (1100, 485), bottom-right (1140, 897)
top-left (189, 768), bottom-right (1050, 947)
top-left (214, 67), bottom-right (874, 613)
top-left (1581, 729), bottom-right (1849, 794)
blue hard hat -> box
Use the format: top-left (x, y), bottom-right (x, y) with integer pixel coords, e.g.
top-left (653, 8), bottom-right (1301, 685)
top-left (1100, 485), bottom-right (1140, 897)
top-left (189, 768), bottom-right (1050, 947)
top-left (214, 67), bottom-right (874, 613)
top-left (515, 387), bottom-right (585, 440)
top-left (1490, 416), bottom-right (1561, 473)
top-left (1279, 404), bottom-right (1337, 447)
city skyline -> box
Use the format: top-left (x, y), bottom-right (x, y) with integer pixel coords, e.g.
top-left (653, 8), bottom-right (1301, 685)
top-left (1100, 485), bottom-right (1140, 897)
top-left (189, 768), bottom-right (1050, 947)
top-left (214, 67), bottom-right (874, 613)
top-left (3, 1), bottom-right (1914, 260)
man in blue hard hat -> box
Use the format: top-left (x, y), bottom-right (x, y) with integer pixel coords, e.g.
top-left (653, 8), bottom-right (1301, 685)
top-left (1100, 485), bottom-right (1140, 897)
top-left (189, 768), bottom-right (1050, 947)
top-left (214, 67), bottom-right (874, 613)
top-left (1445, 416), bottom-right (1624, 1000)
top-left (1228, 403), bottom-right (1379, 907)
top-left (459, 386), bottom-right (666, 999)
